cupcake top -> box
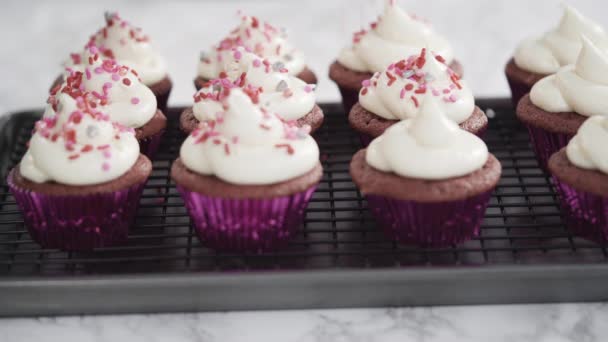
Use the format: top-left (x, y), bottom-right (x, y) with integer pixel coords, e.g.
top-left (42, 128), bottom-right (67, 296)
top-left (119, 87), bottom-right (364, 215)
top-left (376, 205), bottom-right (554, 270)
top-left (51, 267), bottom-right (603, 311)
top-left (366, 96), bottom-right (488, 180)
top-left (193, 47), bottom-right (316, 122)
top-left (566, 116), bottom-right (608, 175)
top-left (530, 37), bottom-right (608, 116)
top-left (65, 12), bottom-right (168, 86)
top-left (198, 14), bottom-right (306, 79)
top-left (54, 48), bottom-right (157, 129)
top-left (514, 6), bottom-right (608, 75)
top-left (359, 48), bottom-right (473, 123)
top-left (337, 0), bottom-right (454, 73)
top-left (180, 88), bottom-right (319, 185)
top-left (19, 93), bottom-right (140, 186)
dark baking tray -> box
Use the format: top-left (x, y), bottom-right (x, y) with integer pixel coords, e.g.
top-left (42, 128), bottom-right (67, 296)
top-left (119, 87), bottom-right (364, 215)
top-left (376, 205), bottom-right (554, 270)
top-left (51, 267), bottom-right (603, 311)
top-left (1, 99), bottom-right (608, 317)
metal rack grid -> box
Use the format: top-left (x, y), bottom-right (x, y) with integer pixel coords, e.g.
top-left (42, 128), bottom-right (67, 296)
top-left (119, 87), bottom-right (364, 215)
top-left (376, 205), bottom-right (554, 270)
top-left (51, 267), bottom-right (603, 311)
top-left (0, 100), bottom-right (607, 279)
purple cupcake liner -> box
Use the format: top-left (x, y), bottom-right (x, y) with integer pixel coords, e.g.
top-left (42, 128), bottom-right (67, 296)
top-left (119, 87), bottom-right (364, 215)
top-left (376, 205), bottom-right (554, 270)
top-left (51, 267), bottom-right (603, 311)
top-left (138, 129), bottom-right (165, 159)
top-left (7, 175), bottom-right (146, 251)
top-left (337, 85), bottom-right (360, 116)
top-left (506, 74), bottom-right (533, 109)
top-left (366, 190), bottom-right (493, 248)
top-left (525, 124), bottom-right (573, 173)
top-left (552, 178), bottom-right (608, 243)
top-left (177, 185), bottom-right (318, 253)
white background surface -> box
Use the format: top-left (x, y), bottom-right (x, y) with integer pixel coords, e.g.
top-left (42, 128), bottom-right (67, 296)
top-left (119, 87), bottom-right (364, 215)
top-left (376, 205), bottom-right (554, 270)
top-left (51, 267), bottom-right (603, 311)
top-left (2, 0), bottom-right (608, 341)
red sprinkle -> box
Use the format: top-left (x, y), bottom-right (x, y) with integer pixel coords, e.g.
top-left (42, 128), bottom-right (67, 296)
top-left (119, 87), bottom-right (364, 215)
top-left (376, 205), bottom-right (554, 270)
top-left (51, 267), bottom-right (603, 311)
top-left (81, 145), bottom-right (93, 153)
top-left (411, 96), bottom-right (419, 108)
top-left (275, 144), bottom-right (294, 155)
top-left (122, 78), bottom-right (131, 86)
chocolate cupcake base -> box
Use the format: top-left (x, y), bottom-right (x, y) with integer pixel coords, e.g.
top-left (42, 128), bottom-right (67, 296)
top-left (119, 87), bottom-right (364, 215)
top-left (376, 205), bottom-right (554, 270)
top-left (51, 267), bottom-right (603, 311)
top-left (7, 155), bottom-right (152, 251)
top-left (349, 103), bottom-right (488, 147)
top-left (171, 159), bottom-right (322, 252)
top-left (350, 150), bottom-right (501, 247)
top-left (516, 95), bottom-right (584, 172)
top-left (549, 150), bottom-right (608, 243)
top-left (148, 76), bottom-right (173, 115)
top-left (136, 109), bottom-right (167, 159)
top-left (504, 58), bottom-right (547, 108)
top-left (329, 60), bottom-right (464, 115)
top-left (179, 105), bottom-right (324, 135)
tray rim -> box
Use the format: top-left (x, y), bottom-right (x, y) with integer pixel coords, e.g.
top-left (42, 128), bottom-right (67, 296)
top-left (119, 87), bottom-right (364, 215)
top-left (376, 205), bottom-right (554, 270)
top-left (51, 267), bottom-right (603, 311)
top-left (2, 98), bottom-right (607, 317)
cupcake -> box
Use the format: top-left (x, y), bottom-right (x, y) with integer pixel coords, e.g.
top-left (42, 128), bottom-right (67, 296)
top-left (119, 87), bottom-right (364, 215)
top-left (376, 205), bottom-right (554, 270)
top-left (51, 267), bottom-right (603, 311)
top-left (7, 93), bottom-right (152, 251)
top-left (516, 37), bottom-right (607, 172)
top-left (182, 47), bottom-right (323, 135)
top-left (329, 0), bottom-right (462, 114)
top-left (172, 88), bottom-right (322, 252)
top-left (349, 48), bottom-right (487, 146)
top-left (51, 48), bottom-right (167, 158)
top-left (506, 6), bottom-right (608, 106)
top-left (549, 116), bottom-right (608, 243)
top-left (350, 96), bottom-right (501, 247)
top-left (195, 13), bottom-right (316, 89)
top-left (57, 12), bottom-right (172, 112)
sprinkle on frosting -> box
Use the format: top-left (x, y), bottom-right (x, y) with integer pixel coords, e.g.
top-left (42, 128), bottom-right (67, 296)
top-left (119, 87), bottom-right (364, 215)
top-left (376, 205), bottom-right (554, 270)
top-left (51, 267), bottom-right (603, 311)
top-left (19, 92), bottom-right (139, 185)
top-left (359, 48), bottom-right (474, 123)
top-left (180, 89), bottom-right (319, 185)
top-left (194, 47), bottom-right (316, 122)
top-left (198, 13), bottom-right (307, 79)
top-left (64, 12), bottom-right (167, 86)
top-left (337, 0), bottom-right (454, 73)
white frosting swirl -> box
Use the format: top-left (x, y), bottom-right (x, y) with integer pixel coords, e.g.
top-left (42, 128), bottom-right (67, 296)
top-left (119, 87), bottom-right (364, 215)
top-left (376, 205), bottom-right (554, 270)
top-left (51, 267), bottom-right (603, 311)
top-left (198, 14), bottom-right (306, 79)
top-left (65, 12), bottom-right (168, 85)
top-left (359, 48), bottom-right (473, 123)
top-left (366, 96), bottom-right (488, 180)
top-left (56, 49), bottom-right (156, 129)
top-left (20, 93), bottom-right (140, 186)
top-left (530, 37), bottom-right (608, 116)
top-left (566, 116), bottom-right (608, 175)
top-left (337, 0), bottom-right (454, 73)
top-left (180, 89), bottom-right (319, 185)
top-left (193, 48), bottom-right (315, 122)
top-left (514, 6), bottom-right (608, 74)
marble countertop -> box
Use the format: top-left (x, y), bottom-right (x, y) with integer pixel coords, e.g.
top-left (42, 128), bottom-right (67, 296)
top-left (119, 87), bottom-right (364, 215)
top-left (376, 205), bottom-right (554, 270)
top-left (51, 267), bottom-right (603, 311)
top-left (2, 0), bottom-right (608, 340)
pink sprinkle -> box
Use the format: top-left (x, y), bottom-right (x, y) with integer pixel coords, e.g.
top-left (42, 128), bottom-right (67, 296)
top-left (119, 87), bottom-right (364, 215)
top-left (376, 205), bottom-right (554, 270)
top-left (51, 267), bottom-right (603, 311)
top-left (443, 89), bottom-right (450, 94)
top-left (94, 67), bottom-right (103, 74)
top-left (449, 84), bottom-right (456, 90)
top-left (112, 74), bottom-right (120, 81)
top-left (400, 88), bottom-right (406, 99)
top-left (432, 89), bottom-right (440, 96)
top-left (449, 94), bottom-right (458, 102)
top-left (304, 85), bottom-right (314, 93)
top-left (131, 97), bottom-right (140, 105)
top-left (233, 50), bottom-right (242, 60)
top-left (232, 136), bottom-right (239, 144)
top-left (89, 46), bottom-right (99, 54)
top-left (102, 162), bottom-right (110, 171)
top-left (103, 82), bottom-right (112, 89)
top-left (103, 150), bottom-right (112, 159)
top-left (361, 79), bottom-right (371, 87)
top-left (253, 59), bottom-right (261, 67)
top-left (85, 68), bottom-right (92, 80)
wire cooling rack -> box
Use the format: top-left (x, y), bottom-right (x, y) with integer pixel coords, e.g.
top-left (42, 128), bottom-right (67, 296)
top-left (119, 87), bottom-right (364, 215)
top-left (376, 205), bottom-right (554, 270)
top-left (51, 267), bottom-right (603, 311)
top-left (1, 100), bottom-right (607, 316)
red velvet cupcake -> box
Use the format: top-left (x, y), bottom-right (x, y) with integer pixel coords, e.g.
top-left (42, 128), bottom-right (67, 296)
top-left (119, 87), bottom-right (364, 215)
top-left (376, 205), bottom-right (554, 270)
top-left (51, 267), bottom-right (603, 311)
top-left (8, 93), bottom-right (151, 251)
top-left (516, 37), bottom-right (608, 172)
top-left (57, 12), bottom-right (172, 113)
top-left (350, 97), bottom-right (501, 247)
top-left (549, 116), bottom-right (608, 243)
top-left (329, 0), bottom-right (463, 114)
top-left (348, 48), bottom-right (487, 146)
top-left (172, 89), bottom-right (322, 253)
top-left (183, 48), bottom-right (323, 135)
top-left (195, 13), bottom-right (316, 89)
top-left (506, 6), bottom-right (608, 106)
top-left (51, 47), bottom-right (166, 158)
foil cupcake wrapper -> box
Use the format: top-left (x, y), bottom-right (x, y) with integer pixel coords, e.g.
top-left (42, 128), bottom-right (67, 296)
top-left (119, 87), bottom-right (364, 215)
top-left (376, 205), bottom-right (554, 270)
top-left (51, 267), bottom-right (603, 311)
top-left (366, 191), bottom-right (493, 247)
top-left (177, 185), bottom-right (318, 253)
top-left (525, 124), bottom-right (573, 173)
top-left (506, 74), bottom-right (533, 109)
top-left (139, 129), bottom-right (165, 159)
top-left (7, 176), bottom-right (146, 251)
top-left (552, 178), bottom-right (608, 243)
top-left (337, 85), bottom-right (360, 116)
